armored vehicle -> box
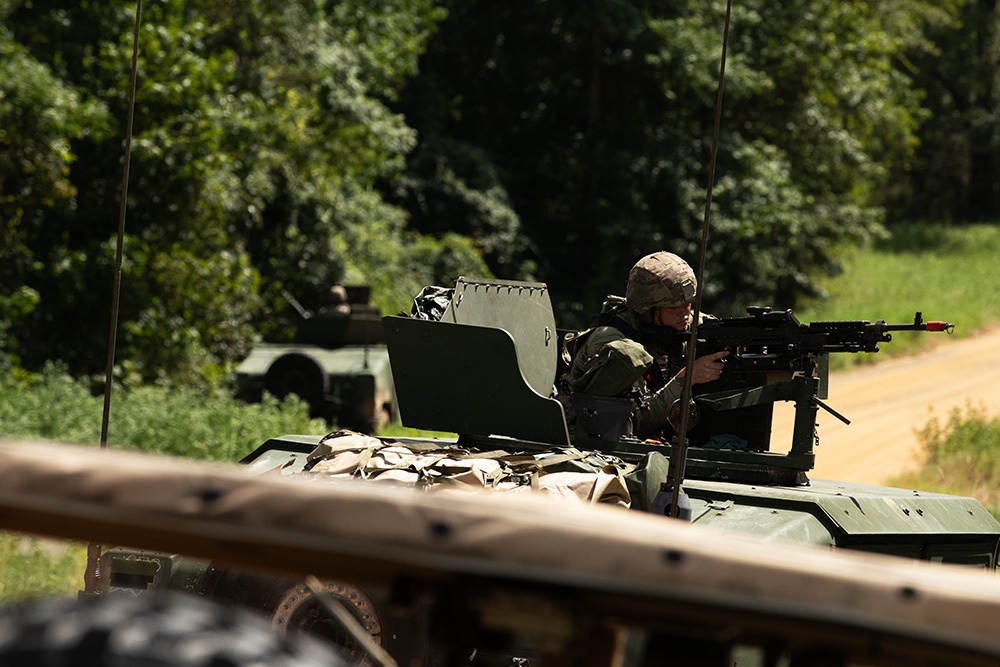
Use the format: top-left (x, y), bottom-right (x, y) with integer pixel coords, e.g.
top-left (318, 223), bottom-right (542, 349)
top-left (96, 277), bottom-right (1000, 663)
top-left (7, 440), bottom-right (1000, 667)
top-left (234, 285), bottom-right (397, 433)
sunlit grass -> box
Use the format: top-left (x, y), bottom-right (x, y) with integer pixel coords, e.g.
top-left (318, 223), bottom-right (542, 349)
top-left (889, 403), bottom-right (1000, 520)
top-left (0, 534), bottom-right (87, 603)
top-left (798, 223), bottom-right (1000, 367)
top-left (802, 224), bottom-right (1000, 330)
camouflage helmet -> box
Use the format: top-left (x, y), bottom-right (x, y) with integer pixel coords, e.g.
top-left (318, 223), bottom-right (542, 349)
top-left (625, 251), bottom-right (697, 311)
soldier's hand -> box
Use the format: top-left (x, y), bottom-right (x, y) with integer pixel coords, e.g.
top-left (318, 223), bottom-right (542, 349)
top-left (678, 350), bottom-right (729, 385)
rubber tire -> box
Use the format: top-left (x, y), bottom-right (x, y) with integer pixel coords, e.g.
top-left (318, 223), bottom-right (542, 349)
top-left (0, 591), bottom-right (350, 667)
top-left (263, 354), bottom-right (329, 418)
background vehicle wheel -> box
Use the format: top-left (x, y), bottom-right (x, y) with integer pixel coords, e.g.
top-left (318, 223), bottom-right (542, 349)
top-left (0, 591), bottom-right (351, 666)
top-left (264, 354), bottom-right (329, 418)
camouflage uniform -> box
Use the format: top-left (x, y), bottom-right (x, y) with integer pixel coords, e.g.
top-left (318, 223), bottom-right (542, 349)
top-left (565, 252), bottom-right (698, 439)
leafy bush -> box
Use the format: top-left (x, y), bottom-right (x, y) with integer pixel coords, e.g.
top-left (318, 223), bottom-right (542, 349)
top-left (890, 403), bottom-right (1000, 518)
top-left (0, 364), bottom-right (329, 461)
top-left (0, 365), bottom-right (333, 602)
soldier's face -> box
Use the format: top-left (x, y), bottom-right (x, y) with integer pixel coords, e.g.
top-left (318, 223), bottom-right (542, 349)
top-left (654, 304), bottom-right (692, 331)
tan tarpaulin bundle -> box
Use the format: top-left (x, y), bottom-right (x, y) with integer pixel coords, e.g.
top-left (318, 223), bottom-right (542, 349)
top-left (299, 431), bottom-right (633, 507)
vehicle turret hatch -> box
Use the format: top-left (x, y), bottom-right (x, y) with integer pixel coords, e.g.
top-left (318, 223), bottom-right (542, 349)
top-left (383, 277), bottom-right (570, 445)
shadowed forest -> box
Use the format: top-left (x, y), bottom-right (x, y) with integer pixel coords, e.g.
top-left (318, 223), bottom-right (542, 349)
top-left (3, 0), bottom-right (1000, 387)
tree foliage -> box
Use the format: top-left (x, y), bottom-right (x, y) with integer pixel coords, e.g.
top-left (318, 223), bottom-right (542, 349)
top-left (0, 0), bottom-right (988, 382)
top-left (886, 0), bottom-right (999, 222)
top-left (0, 0), bottom-right (479, 382)
top-left (393, 0), bottom-right (929, 323)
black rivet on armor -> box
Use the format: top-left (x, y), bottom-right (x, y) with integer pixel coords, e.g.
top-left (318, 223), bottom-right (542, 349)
top-left (430, 521), bottom-right (451, 538)
top-left (898, 586), bottom-right (918, 600)
top-left (198, 488), bottom-right (222, 503)
top-left (663, 550), bottom-right (685, 565)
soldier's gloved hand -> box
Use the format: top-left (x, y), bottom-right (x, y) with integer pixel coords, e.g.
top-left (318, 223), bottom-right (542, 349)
top-left (676, 350), bottom-right (729, 385)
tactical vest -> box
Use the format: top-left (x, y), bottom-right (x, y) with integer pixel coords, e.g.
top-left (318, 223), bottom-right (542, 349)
top-left (560, 306), bottom-right (683, 394)
top-left (558, 304), bottom-right (685, 442)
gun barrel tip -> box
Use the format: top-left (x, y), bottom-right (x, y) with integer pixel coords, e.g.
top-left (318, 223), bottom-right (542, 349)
top-left (926, 321), bottom-right (955, 333)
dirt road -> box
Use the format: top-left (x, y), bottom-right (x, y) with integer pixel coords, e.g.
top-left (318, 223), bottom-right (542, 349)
top-left (769, 328), bottom-right (1000, 485)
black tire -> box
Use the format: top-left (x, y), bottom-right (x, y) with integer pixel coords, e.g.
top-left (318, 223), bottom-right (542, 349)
top-left (0, 592), bottom-right (350, 667)
top-left (264, 354), bottom-right (329, 417)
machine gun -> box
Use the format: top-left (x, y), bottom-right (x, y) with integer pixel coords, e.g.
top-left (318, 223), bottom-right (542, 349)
top-left (636, 307), bottom-right (954, 483)
top-left (694, 306), bottom-right (952, 368)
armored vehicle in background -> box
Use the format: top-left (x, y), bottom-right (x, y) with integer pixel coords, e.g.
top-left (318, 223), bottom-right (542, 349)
top-left (234, 285), bottom-right (397, 433)
top-left (99, 276), bottom-right (1000, 665)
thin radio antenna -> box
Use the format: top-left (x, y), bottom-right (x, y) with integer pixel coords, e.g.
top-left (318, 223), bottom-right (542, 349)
top-left (668, 0), bottom-right (733, 518)
top-left (85, 0), bottom-right (142, 596)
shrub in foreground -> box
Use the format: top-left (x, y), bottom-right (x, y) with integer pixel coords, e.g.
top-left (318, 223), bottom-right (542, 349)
top-left (890, 403), bottom-right (1000, 518)
top-left (0, 365), bottom-right (329, 461)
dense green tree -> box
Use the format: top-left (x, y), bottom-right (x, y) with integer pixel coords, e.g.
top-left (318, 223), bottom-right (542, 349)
top-left (0, 0), bottom-right (113, 370)
top-left (0, 0), bottom-right (975, 383)
top-left (393, 0), bottom-right (927, 324)
top-left (886, 0), bottom-right (999, 222)
top-left (1, 0), bottom-right (481, 382)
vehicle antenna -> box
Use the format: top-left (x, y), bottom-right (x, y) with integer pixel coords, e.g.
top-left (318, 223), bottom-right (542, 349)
top-left (668, 0), bottom-right (733, 519)
top-left (85, 0), bottom-right (143, 595)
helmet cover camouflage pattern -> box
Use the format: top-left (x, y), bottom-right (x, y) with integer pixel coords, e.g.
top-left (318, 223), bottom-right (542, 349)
top-left (624, 251), bottom-right (697, 310)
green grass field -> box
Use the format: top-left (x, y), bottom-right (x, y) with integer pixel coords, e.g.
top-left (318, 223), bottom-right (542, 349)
top-left (796, 223), bottom-right (1000, 365)
top-left (797, 225), bottom-right (1000, 513)
top-left (3, 223), bottom-right (1000, 600)
top-left (803, 224), bottom-right (1000, 327)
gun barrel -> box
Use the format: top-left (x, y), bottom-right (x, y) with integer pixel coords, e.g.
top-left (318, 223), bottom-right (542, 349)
top-left (280, 288), bottom-right (313, 320)
top-left (881, 317), bottom-right (955, 334)
top-left (908, 311), bottom-right (955, 333)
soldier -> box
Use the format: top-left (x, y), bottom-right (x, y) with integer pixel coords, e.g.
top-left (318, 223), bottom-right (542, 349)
top-left (319, 285), bottom-right (352, 317)
top-left (564, 251), bottom-right (728, 439)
